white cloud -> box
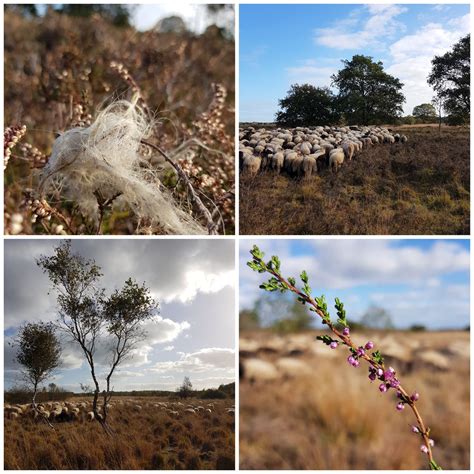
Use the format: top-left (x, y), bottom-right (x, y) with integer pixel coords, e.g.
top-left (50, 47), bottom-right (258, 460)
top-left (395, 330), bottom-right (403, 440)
top-left (163, 345), bottom-right (175, 351)
top-left (386, 15), bottom-right (470, 114)
top-left (163, 270), bottom-right (234, 304)
top-left (150, 347), bottom-right (235, 374)
top-left (315, 5), bottom-right (406, 50)
top-left (240, 240), bottom-right (469, 312)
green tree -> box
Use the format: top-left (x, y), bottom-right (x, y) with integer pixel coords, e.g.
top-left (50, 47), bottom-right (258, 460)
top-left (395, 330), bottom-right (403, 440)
top-left (275, 84), bottom-right (340, 127)
top-left (412, 103), bottom-right (437, 122)
top-left (360, 305), bottom-right (395, 329)
top-left (272, 300), bottom-right (313, 334)
top-left (177, 376), bottom-right (193, 398)
top-left (37, 240), bottom-right (158, 431)
top-left (332, 55), bottom-right (405, 125)
top-left (428, 35), bottom-right (470, 124)
top-left (239, 308), bottom-right (260, 331)
top-left (14, 322), bottom-right (61, 413)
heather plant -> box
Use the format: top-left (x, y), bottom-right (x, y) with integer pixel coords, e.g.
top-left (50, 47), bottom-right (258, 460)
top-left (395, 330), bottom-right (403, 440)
top-left (4, 8), bottom-right (235, 235)
top-left (247, 245), bottom-right (443, 470)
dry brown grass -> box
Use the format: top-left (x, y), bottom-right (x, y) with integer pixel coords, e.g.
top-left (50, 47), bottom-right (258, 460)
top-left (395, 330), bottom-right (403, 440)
top-left (4, 397), bottom-right (235, 470)
top-left (240, 330), bottom-right (470, 470)
top-left (239, 126), bottom-right (469, 235)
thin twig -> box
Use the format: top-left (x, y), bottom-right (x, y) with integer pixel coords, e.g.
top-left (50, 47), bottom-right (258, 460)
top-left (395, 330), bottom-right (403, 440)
top-left (141, 139), bottom-right (218, 235)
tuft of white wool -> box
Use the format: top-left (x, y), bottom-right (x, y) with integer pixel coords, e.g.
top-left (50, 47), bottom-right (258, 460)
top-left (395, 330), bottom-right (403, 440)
top-left (40, 100), bottom-right (205, 235)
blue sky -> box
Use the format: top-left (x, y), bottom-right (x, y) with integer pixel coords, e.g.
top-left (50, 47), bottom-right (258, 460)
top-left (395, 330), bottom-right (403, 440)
top-left (240, 4), bottom-right (470, 121)
top-left (5, 240), bottom-right (235, 392)
top-left (239, 239), bottom-right (470, 330)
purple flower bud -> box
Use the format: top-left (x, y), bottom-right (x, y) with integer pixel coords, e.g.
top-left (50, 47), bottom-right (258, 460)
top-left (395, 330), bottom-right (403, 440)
top-left (410, 392), bottom-right (420, 402)
top-left (396, 402), bottom-right (405, 411)
top-left (390, 378), bottom-right (400, 389)
top-left (429, 439), bottom-right (435, 447)
top-left (356, 347), bottom-right (365, 357)
top-left (383, 370), bottom-right (394, 380)
top-left (420, 445), bottom-right (429, 454)
top-left (352, 359), bottom-right (360, 368)
top-left (396, 391), bottom-right (403, 399)
top-left (368, 372), bottom-right (376, 381)
top-left (343, 327), bottom-right (350, 336)
top-left (379, 383), bottom-right (388, 393)
top-left (412, 426), bottom-right (420, 433)
top-left (376, 368), bottom-right (383, 377)
top-left (365, 341), bottom-right (374, 350)
top-left (330, 341), bottom-right (338, 349)
top-left (388, 366), bottom-right (395, 374)
top-left (347, 355), bottom-right (356, 366)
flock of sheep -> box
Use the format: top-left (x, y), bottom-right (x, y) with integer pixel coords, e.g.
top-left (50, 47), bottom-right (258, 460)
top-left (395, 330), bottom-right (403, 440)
top-left (239, 125), bottom-right (408, 177)
top-left (4, 398), bottom-right (235, 423)
top-left (5, 400), bottom-right (100, 422)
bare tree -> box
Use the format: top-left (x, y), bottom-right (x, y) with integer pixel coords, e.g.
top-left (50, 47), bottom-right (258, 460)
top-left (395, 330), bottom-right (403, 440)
top-left (177, 376), bottom-right (193, 398)
top-left (13, 322), bottom-right (61, 425)
top-left (37, 240), bottom-right (159, 433)
top-left (101, 278), bottom-right (158, 421)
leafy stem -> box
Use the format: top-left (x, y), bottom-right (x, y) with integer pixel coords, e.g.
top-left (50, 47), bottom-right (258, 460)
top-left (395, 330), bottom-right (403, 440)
top-left (247, 245), bottom-right (441, 470)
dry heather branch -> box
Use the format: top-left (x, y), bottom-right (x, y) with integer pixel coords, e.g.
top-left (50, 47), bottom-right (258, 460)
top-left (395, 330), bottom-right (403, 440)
top-left (247, 245), bottom-right (443, 471)
top-left (4, 125), bottom-right (27, 169)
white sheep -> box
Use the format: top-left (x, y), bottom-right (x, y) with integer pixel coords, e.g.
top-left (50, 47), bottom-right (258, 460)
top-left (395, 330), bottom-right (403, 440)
top-left (329, 148), bottom-right (345, 172)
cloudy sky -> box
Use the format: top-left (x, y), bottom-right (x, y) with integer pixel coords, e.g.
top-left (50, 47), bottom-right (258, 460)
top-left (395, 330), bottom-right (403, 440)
top-left (240, 4), bottom-right (470, 121)
top-left (5, 239), bottom-right (235, 392)
top-left (240, 239), bottom-right (470, 330)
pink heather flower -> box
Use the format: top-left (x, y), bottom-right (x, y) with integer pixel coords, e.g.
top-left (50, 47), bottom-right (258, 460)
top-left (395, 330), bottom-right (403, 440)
top-left (352, 359), bottom-right (360, 368)
top-left (368, 369), bottom-right (377, 381)
top-left (388, 367), bottom-right (395, 374)
top-left (356, 347), bottom-right (365, 357)
top-left (330, 341), bottom-right (338, 349)
top-left (343, 327), bottom-right (350, 336)
top-left (429, 439), bottom-right (435, 447)
top-left (411, 392), bottom-right (420, 402)
top-left (347, 355), bottom-right (356, 366)
top-left (396, 402), bottom-right (405, 411)
top-left (376, 368), bottom-right (384, 377)
top-left (420, 445), bottom-right (429, 454)
top-left (365, 341), bottom-right (374, 350)
top-left (390, 378), bottom-right (400, 389)
top-left (396, 391), bottom-right (403, 399)
top-left (379, 383), bottom-right (388, 393)
top-left (412, 426), bottom-right (420, 433)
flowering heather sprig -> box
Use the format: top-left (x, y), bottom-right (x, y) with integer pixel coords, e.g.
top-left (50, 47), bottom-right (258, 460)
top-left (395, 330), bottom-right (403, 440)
top-left (247, 245), bottom-right (442, 471)
top-left (4, 125), bottom-right (27, 169)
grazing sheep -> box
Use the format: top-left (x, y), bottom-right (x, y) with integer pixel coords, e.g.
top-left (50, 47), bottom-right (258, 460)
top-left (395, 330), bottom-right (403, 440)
top-left (400, 135), bottom-right (408, 143)
top-left (87, 411), bottom-right (95, 421)
top-left (329, 148), bottom-right (345, 172)
top-left (242, 358), bottom-right (279, 382)
top-left (302, 155), bottom-right (317, 178)
top-left (242, 155), bottom-right (262, 176)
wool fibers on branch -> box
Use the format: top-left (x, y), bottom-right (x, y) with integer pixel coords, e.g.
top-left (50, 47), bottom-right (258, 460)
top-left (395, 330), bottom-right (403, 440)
top-left (40, 100), bottom-right (205, 235)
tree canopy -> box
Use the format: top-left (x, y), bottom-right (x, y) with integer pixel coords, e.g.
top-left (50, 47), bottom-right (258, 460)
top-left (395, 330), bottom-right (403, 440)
top-left (331, 55), bottom-right (405, 125)
top-left (412, 103), bottom-right (437, 121)
top-left (275, 55), bottom-right (405, 126)
top-left (14, 322), bottom-right (61, 407)
top-left (428, 34), bottom-right (470, 124)
top-left (275, 85), bottom-right (340, 127)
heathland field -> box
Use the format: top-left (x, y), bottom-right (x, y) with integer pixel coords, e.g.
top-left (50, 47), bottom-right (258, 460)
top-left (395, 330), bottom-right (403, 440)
top-left (240, 330), bottom-right (469, 470)
top-left (240, 126), bottom-right (469, 235)
top-left (4, 397), bottom-right (235, 470)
